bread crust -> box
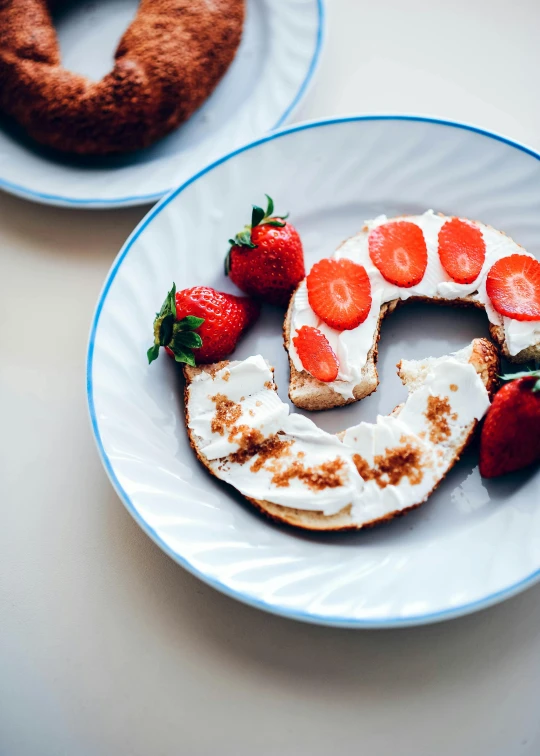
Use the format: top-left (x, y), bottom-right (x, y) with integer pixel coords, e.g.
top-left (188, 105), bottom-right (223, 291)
top-left (0, 0), bottom-right (244, 155)
top-left (183, 339), bottom-right (500, 532)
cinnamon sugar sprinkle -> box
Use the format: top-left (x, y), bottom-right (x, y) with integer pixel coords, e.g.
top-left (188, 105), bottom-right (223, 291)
top-left (224, 423), bottom-right (345, 491)
top-left (270, 458), bottom-right (346, 490)
top-left (251, 436), bottom-right (293, 472)
top-left (210, 394), bottom-right (242, 436)
top-left (353, 440), bottom-right (424, 488)
top-left (424, 395), bottom-right (457, 444)
top-left (449, 383), bottom-right (458, 392)
top-left (229, 432), bottom-right (292, 468)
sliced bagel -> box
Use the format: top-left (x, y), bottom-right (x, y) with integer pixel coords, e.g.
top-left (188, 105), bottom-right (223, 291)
top-left (0, 0), bottom-right (244, 155)
top-left (285, 211), bottom-right (540, 410)
top-left (184, 338), bottom-right (499, 532)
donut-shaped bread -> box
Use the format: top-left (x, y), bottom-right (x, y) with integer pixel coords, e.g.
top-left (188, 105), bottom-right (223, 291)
top-left (0, 0), bottom-right (244, 155)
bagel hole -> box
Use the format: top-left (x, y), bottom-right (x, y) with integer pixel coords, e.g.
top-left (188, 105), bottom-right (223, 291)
top-left (289, 300), bottom-right (492, 437)
top-left (51, 0), bottom-right (138, 81)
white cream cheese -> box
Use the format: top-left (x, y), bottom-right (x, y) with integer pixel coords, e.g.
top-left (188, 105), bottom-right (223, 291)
top-left (186, 347), bottom-right (490, 525)
top-left (187, 356), bottom-right (289, 460)
top-left (289, 211), bottom-right (538, 398)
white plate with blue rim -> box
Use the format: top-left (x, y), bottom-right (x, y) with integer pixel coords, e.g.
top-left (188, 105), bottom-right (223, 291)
top-left (0, 0), bottom-right (323, 209)
top-left (88, 115), bottom-right (540, 627)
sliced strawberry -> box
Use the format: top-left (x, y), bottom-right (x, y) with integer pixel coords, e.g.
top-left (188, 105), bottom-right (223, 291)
top-left (293, 326), bottom-right (339, 382)
top-left (486, 254), bottom-right (540, 321)
top-left (438, 218), bottom-right (486, 284)
top-left (306, 258), bottom-right (371, 331)
top-left (368, 221), bottom-right (428, 287)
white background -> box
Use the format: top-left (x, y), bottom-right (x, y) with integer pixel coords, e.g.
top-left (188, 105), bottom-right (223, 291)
top-left (2, 1), bottom-right (540, 753)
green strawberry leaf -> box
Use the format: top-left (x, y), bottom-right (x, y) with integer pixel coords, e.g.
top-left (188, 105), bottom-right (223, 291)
top-left (156, 282), bottom-right (176, 319)
top-left (177, 315), bottom-right (204, 331)
top-left (147, 344), bottom-right (160, 364)
top-left (227, 195), bottom-right (289, 258)
top-left (251, 204), bottom-right (266, 229)
top-left (500, 369), bottom-right (540, 381)
top-left (237, 229), bottom-right (255, 247)
top-left (167, 285), bottom-right (176, 317)
top-left (148, 283), bottom-right (204, 366)
top-left (174, 330), bottom-right (203, 349)
top-left (173, 347), bottom-right (196, 366)
top-left (159, 314), bottom-right (174, 346)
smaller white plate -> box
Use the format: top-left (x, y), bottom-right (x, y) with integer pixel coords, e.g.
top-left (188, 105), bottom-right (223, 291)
top-left (0, 0), bottom-right (323, 208)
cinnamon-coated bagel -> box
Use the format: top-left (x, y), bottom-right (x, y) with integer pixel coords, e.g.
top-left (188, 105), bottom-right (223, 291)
top-left (0, 0), bottom-right (245, 155)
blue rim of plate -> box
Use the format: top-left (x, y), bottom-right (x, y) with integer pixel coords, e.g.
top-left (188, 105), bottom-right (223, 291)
top-left (87, 115), bottom-right (540, 628)
top-left (0, 0), bottom-right (325, 209)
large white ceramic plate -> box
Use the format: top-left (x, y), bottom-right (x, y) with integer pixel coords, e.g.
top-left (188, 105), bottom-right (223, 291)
top-left (0, 0), bottom-right (323, 209)
top-left (88, 116), bottom-right (540, 627)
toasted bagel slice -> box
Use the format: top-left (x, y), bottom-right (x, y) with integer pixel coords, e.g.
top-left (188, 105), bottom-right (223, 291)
top-left (184, 338), bottom-right (498, 532)
top-left (285, 211), bottom-right (539, 410)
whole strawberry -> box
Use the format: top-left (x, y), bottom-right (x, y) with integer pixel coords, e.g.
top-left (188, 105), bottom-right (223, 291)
top-left (479, 370), bottom-right (540, 478)
top-left (225, 194), bottom-right (305, 306)
top-left (147, 284), bottom-right (259, 365)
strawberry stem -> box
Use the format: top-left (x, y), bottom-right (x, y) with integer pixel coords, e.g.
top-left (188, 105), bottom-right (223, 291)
top-left (226, 194), bottom-right (288, 262)
top-left (147, 283), bottom-right (204, 366)
top-left (499, 368), bottom-right (540, 392)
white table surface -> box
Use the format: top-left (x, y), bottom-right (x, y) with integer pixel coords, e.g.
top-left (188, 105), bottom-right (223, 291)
top-left (2, 1), bottom-right (540, 754)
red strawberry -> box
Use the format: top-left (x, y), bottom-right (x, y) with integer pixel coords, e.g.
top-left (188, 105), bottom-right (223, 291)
top-left (147, 284), bottom-right (259, 365)
top-left (479, 371), bottom-right (540, 478)
top-left (293, 326), bottom-right (339, 382)
top-left (306, 257), bottom-right (371, 331)
top-left (438, 218), bottom-right (486, 284)
top-left (225, 194), bottom-right (305, 306)
top-left (486, 254), bottom-right (540, 321)
top-left (368, 221), bottom-right (428, 287)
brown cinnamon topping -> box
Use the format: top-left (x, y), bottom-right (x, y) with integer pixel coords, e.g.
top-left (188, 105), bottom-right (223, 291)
top-left (264, 381), bottom-right (274, 390)
top-left (424, 395), bottom-right (457, 443)
top-left (271, 458), bottom-right (345, 491)
top-left (228, 428), bottom-right (265, 463)
top-left (210, 394), bottom-right (242, 436)
top-left (353, 442), bottom-right (424, 488)
top-left (250, 436), bottom-right (293, 472)
top-left (449, 383), bottom-right (458, 392)
top-left (228, 432), bottom-right (292, 467)
top-left (222, 371), bottom-right (231, 382)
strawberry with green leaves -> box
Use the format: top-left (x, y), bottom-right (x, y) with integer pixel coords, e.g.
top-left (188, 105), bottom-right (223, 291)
top-left (479, 369), bottom-right (540, 478)
top-left (225, 194), bottom-right (305, 306)
top-left (148, 283), bottom-right (259, 366)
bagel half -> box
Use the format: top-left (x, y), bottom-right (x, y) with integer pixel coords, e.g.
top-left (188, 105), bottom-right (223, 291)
top-left (183, 338), bottom-right (499, 532)
top-left (285, 212), bottom-right (540, 410)
top-left (0, 0), bottom-right (244, 155)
